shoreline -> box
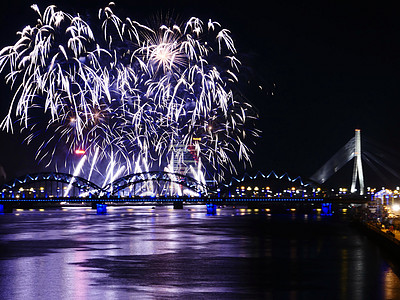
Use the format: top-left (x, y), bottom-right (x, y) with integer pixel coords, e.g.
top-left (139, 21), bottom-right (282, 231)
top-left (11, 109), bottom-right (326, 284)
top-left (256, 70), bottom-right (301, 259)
top-left (354, 219), bottom-right (400, 262)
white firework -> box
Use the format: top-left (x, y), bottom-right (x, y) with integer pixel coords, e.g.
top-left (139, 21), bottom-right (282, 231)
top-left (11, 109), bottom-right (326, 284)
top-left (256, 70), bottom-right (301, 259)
top-left (0, 4), bottom-right (260, 189)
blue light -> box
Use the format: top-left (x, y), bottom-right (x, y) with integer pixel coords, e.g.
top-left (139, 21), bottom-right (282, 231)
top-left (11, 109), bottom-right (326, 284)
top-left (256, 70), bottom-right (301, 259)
top-left (321, 203), bottom-right (332, 216)
top-left (97, 204), bottom-right (107, 215)
top-left (206, 203), bottom-right (217, 215)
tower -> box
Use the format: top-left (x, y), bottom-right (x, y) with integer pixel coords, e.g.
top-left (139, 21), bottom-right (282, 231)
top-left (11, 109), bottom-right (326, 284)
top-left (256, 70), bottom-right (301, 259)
top-left (350, 129), bottom-right (364, 195)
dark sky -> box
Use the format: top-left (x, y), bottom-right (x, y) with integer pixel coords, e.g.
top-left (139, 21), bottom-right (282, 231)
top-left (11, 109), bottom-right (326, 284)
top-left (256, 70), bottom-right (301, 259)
top-left (0, 0), bottom-right (400, 187)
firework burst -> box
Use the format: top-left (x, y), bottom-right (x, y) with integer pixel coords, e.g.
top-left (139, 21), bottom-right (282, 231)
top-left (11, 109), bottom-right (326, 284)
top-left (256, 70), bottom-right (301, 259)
top-left (0, 3), bottom-right (259, 190)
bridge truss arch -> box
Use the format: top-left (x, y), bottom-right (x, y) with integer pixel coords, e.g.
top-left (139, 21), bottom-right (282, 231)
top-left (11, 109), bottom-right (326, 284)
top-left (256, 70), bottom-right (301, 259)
top-left (1, 172), bottom-right (104, 198)
top-left (104, 171), bottom-right (209, 197)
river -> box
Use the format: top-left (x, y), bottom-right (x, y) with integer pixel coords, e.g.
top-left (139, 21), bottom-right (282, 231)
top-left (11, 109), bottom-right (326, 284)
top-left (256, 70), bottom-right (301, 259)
top-left (0, 205), bottom-right (399, 299)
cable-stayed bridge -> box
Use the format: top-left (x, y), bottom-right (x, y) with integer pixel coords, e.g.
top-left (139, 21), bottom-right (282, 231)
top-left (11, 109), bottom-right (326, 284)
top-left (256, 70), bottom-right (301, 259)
top-left (310, 129), bottom-right (364, 194)
top-left (310, 129), bottom-right (400, 193)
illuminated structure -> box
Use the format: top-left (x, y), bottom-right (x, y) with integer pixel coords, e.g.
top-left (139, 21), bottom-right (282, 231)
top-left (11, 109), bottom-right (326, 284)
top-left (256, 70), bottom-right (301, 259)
top-left (1, 171), bottom-right (208, 198)
top-left (222, 171), bottom-right (316, 198)
top-left (351, 129), bottom-right (365, 195)
top-left (311, 129), bottom-right (366, 195)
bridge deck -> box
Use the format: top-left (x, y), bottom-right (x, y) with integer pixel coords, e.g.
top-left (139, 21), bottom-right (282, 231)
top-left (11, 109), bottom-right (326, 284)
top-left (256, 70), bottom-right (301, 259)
top-left (0, 196), bottom-right (369, 204)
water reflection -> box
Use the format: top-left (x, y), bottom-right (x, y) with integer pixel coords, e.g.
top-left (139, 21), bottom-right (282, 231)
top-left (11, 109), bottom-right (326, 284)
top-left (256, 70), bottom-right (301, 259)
top-left (384, 268), bottom-right (400, 299)
top-left (0, 206), bottom-right (399, 299)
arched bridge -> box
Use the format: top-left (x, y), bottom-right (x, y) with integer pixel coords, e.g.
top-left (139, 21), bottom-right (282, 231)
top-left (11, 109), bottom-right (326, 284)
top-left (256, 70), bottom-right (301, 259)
top-left (1, 170), bottom-right (318, 199)
top-left (2, 172), bottom-right (104, 198)
top-left (0, 169), bottom-right (369, 215)
top-left (1, 171), bottom-right (209, 199)
top-left (104, 171), bottom-right (209, 197)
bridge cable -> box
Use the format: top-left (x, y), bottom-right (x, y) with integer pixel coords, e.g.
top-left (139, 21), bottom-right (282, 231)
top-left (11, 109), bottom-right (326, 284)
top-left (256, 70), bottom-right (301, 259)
top-left (310, 137), bottom-right (355, 184)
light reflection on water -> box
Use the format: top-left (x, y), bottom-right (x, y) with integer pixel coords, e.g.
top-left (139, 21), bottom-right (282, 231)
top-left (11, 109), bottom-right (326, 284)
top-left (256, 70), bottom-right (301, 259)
top-left (0, 205), bottom-right (400, 299)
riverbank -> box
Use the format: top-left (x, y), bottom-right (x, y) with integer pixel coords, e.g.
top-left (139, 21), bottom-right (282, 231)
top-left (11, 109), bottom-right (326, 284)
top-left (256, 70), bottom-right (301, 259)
top-left (355, 219), bottom-right (400, 262)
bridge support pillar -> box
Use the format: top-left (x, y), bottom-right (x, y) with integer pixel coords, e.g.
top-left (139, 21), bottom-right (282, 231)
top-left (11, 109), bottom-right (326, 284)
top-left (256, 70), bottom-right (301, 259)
top-left (173, 201), bottom-right (183, 209)
top-left (206, 203), bottom-right (217, 215)
top-left (351, 129), bottom-right (365, 195)
top-left (0, 204), bottom-right (13, 213)
top-left (96, 204), bottom-right (107, 215)
top-left (321, 203), bottom-right (332, 216)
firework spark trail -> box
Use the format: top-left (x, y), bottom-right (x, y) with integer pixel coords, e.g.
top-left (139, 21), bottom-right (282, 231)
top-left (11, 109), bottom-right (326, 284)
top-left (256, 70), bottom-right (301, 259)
top-left (164, 157), bottom-right (183, 196)
top-left (87, 146), bottom-right (99, 182)
top-left (0, 3), bottom-right (260, 191)
top-left (64, 154), bottom-right (87, 197)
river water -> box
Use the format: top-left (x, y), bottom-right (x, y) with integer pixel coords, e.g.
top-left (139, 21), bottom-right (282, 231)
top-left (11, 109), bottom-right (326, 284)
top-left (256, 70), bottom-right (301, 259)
top-left (0, 205), bottom-right (400, 299)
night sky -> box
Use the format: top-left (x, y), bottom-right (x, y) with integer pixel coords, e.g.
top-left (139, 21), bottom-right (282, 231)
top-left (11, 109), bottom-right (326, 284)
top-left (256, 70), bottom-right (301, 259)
top-left (0, 0), bottom-right (400, 188)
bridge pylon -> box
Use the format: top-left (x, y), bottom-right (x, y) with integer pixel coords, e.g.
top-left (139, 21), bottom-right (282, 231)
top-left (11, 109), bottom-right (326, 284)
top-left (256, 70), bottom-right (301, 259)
top-left (350, 129), bottom-right (364, 195)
